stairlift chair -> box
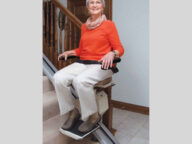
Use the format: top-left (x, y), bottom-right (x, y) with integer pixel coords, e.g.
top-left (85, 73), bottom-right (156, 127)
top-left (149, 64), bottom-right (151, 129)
top-left (58, 56), bottom-right (121, 140)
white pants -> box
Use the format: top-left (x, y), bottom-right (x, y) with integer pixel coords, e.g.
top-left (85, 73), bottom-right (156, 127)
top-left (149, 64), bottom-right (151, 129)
top-left (53, 62), bottom-right (113, 121)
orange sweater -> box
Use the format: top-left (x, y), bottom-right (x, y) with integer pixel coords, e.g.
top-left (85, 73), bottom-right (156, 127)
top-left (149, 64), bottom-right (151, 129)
top-left (74, 20), bottom-right (124, 61)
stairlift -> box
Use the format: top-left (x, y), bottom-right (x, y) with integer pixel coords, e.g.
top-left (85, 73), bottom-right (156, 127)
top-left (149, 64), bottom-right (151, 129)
top-left (43, 54), bottom-right (121, 144)
top-left (59, 77), bottom-right (114, 140)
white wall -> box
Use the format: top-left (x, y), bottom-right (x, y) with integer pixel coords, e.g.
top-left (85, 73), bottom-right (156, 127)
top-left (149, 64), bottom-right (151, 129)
top-left (60, 0), bottom-right (67, 6)
top-left (112, 0), bottom-right (149, 107)
top-left (57, 0), bottom-right (149, 107)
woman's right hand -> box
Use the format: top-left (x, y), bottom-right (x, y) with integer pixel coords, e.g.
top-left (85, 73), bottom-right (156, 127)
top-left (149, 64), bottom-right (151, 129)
top-left (58, 51), bottom-right (72, 61)
top-left (58, 51), bottom-right (68, 61)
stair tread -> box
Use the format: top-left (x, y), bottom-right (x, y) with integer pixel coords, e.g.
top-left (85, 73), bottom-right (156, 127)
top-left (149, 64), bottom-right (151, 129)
top-left (43, 91), bottom-right (57, 104)
top-left (43, 76), bottom-right (54, 93)
top-left (43, 114), bottom-right (72, 144)
top-left (43, 90), bottom-right (60, 121)
top-left (43, 78), bottom-right (100, 143)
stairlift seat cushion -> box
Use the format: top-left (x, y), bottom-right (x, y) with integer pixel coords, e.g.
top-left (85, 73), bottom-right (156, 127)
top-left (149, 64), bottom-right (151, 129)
top-left (94, 77), bottom-right (114, 88)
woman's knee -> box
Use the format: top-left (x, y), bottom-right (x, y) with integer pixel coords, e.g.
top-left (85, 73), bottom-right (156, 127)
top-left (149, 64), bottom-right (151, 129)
top-left (53, 72), bottom-right (70, 86)
top-left (72, 76), bottom-right (92, 89)
top-left (53, 72), bottom-right (61, 84)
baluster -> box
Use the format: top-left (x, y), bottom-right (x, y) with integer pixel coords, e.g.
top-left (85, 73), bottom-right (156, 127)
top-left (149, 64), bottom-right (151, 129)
top-left (50, 2), bottom-right (54, 64)
top-left (74, 25), bottom-right (77, 49)
top-left (43, 2), bottom-right (46, 55)
top-left (58, 11), bottom-right (63, 70)
top-left (44, 1), bottom-right (48, 57)
top-left (62, 16), bottom-right (68, 68)
top-left (71, 21), bottom-right (74, 50)
top-left (53, 5), bottom-right (58, 69)
top-left (68, 19), bottom-right (72, 65)
top-left (46, 1), bottom-right (50, 58)
top-left (65, 18), bottom-right (70, 66)
top-left (71, 24), bottom-right (77, 64)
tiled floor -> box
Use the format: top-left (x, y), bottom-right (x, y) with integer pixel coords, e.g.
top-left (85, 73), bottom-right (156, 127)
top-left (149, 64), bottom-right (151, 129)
top-left (44, 108), bottom-right (149, 144)
top-left (113, 108), bottom-right (149, 144)
top-left (70, 108), bottom-right (149, 144)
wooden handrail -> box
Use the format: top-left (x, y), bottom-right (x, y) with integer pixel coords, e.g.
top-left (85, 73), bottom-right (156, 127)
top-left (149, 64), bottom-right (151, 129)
top-left (43, 0), bottom-right (82, 69)
top-left (51, 0), bottom-right (83, 29)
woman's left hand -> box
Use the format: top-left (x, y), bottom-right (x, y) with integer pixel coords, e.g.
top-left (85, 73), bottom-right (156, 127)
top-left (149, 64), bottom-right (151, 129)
top-left (98, 52), bottom-right (115, 69)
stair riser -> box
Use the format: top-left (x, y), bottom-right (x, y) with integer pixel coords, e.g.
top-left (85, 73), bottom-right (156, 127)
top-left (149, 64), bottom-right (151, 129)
top-left (43, 90), bottom-right (60, 121)
top-left (43, 133), bottom-right (72, 144)
top-left (43, 76), bottom-right (54, 93)
top-left (43, 100), bottom-right (60, 121)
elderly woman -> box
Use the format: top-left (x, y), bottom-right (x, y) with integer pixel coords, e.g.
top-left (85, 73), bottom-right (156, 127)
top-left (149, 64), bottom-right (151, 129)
top-left (54, 0), bottom-right (124, 133)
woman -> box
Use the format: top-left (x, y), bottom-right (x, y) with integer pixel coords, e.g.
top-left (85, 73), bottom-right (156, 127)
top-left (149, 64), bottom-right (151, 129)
top-left (54, 0), bottom-right (124, 133)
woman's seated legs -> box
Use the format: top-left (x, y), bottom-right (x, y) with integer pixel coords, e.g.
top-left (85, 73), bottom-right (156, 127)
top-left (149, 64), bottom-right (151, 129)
top-left (72, 64), bottom-right (113, 132)
top-left (53, 62), bottom-right (87, 115)
top-left (54, 63), bottom-right (113, 132)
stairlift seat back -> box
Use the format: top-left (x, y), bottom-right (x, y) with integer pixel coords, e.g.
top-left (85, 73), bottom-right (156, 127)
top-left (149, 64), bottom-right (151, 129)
top-left (95, 90), bottom-right (109, 115)
top-left (94, 77), bottom-right (114, 115)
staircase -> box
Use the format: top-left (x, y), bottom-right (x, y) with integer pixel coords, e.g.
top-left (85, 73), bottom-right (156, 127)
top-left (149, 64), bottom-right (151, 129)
top-left (43, 75), bottom-right (100, 144)
top-left (43, 1), bottom-right (114, 143)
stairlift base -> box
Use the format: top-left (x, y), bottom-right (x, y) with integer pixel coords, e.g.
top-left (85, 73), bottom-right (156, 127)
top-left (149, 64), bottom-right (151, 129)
top-left (59, 119), bottom-right (100, 140)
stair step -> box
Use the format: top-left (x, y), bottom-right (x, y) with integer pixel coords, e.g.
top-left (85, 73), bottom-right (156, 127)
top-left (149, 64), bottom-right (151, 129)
top-left (43, 114), bottom-right (99, 144)
top-left (43, 91), bottom-right (60, 121)
top-left (43, 76), bottom-right (54, 93)
top-left (43, 114), bottom-right (72, 144)
top-left (43, 77), bottom-right (100, 143)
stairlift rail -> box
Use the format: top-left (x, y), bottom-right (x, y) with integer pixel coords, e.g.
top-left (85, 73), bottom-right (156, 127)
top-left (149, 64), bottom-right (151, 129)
top-left (93, 122), bottom-right (120, 144)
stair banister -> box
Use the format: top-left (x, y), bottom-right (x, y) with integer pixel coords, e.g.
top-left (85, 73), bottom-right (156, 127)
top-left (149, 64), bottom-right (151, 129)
top-left (51, 0), bottom-right (83, 29)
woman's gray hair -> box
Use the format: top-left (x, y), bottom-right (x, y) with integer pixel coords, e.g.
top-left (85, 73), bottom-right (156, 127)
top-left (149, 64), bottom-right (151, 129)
top-left (86, 0), bottom-right (105, 8)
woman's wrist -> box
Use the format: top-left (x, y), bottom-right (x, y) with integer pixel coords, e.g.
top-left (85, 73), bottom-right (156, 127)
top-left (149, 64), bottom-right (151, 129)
top-left (112, 51), bottom-right (117, 57)
top-left (66, 50), bottom-right (76, 56)
top-left (113, 50), bottom-right (119, 57)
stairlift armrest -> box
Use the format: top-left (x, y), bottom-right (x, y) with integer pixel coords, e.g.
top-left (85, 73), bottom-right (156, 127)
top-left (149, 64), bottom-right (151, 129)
top-left (113, 57), bottom-right (121, 64)
top-left (59, 56), bottom-right (121, 64)
top-left (99, 57), bottom-right (121, 64)
top-left (59, 56), bottom-right (79, 60)
top-left (59, 56), bottom-right (121, 73)
top-left (101, 57), bottom-right (121, 73)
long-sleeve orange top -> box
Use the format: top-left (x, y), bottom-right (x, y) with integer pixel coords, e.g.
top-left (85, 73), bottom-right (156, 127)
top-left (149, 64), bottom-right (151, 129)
top-left (74, 20), bottom-right (124, 61)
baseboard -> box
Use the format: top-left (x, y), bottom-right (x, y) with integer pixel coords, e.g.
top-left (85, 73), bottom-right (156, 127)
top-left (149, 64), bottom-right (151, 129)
top-left (112, 100), bottom-right (149, 115)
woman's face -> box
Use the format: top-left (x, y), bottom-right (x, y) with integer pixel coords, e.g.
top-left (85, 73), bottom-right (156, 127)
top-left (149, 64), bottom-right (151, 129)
top-left (88, 0), bottom-right (103, 16)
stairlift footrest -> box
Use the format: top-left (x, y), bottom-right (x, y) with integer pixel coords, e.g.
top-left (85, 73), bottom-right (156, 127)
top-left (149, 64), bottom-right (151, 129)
top-left (59, 119), bottom-right (100, 140)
